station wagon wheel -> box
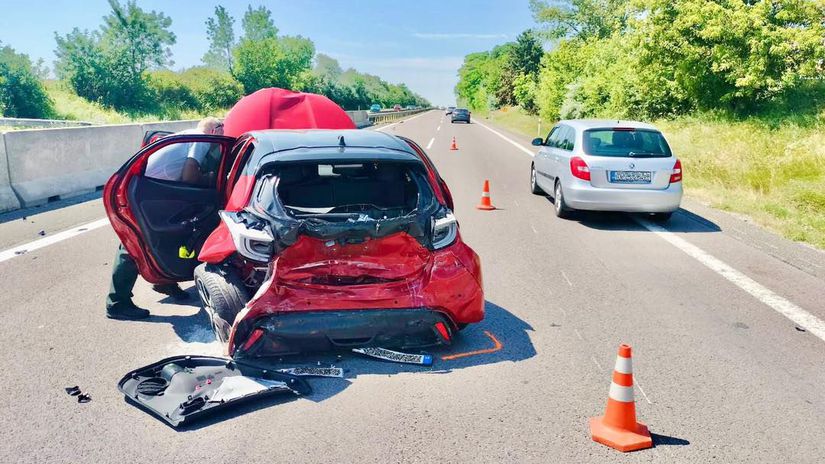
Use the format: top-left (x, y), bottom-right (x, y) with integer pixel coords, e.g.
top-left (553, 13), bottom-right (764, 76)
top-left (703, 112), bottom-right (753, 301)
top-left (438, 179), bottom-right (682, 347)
top-left (554, 181), bottom-right (572, 219)
top-left (530, 164), bottom-right (543, 195)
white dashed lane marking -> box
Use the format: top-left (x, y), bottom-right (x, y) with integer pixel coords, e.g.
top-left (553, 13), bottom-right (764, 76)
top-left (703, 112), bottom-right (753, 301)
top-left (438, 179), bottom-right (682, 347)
top-left (0, 218), bottom-right (110, 263)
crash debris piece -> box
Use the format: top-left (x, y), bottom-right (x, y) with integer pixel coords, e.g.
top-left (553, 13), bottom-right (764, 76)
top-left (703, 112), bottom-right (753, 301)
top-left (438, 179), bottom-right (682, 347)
top-left (352, 347), bottom-right (433, 366)
top-left (64, 386), bottom-right (81, 396)
top-left (118, 355), bottom-right (311, 427)
top-left (277, 367), bottom-right (344, 378)
top-left (209, 376), bottom-right (293, 404)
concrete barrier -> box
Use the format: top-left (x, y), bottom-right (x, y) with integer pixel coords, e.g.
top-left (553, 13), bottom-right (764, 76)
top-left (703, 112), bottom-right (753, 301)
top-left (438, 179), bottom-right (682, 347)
top-left (0, 110), bottom-right (421, 212)
top-left (0, 117), bottom-right (93, 128)
top-left (4, 124), bottom-right (144, 207)
top-left (346, 110), bottom-right (371, 128)
top-left (140, 120), bottom-right (198, 134)
top-left (0, 138), bottom-right (21, 212)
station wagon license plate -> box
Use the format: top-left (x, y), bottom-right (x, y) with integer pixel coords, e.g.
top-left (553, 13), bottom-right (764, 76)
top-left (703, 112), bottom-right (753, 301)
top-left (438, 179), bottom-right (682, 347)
top-left (609, 170), bottom-right (652, 184)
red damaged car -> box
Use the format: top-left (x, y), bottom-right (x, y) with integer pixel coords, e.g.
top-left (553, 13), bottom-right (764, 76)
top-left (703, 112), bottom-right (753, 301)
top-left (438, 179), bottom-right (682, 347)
top-left (104, 89), bottom-right (484, 359)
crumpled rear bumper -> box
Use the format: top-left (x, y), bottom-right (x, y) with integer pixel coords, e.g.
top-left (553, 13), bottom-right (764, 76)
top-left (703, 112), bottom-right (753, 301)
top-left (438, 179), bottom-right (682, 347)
top-left (233, 308), bottom-right (454, 359)
top-left (227, 233), bottom-right (484, 357)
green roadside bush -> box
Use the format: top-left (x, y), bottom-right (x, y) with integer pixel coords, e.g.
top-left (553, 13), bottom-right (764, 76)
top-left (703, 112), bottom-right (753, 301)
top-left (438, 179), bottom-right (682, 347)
top-left (178, 66), bottom-right (244, 111)
top-left (147, 69), bottom-right (199, 112)
top-left (146, 67), bottom-right (243, 117)
top-left (0, 43), bottom-right (54, 118)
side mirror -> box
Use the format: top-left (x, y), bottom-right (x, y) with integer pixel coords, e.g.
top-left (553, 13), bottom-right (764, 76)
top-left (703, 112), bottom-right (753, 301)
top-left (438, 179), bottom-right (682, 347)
top-left (531, 137), bottom-right (544, 146)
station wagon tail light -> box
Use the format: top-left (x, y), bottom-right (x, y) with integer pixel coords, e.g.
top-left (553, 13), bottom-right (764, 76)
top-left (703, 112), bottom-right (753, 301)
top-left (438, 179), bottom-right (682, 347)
top-left (570, 156), bottom-right (591, 181)
top-left (670, 159), bottom-right (682, 183)
top-left (432, 212), bottom-right (458, 250)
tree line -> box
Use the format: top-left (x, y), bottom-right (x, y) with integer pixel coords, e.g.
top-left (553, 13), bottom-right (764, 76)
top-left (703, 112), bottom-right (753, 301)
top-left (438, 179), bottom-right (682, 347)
top-left (0, 1), bottom-right (429, 119)
top-left (456, 0), bottom-right (825, 121)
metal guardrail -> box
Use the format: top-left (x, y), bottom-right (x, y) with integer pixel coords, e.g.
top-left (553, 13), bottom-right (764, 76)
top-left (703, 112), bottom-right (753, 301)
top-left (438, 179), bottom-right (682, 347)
top-left (367, 108), bottom-right (431, 125)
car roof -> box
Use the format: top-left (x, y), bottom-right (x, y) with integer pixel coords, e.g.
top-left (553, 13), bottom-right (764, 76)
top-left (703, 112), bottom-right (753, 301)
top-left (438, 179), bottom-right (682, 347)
top-left (249, 129), bottom-right (416, 155)
top-left (244, 129), bottom-right (422, 168)
top-left (559, 119), bottom-right (659, 131)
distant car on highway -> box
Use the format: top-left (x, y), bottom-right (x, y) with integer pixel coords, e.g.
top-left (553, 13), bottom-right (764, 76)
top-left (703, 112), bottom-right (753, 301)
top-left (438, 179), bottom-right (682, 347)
top-left (369, 104), bottom-right (381, 113)
top-left (445, 106), bottom-right (455, 115)
top-left (393, 104), bottom-right (402, 112)
top-left (450, 108), bottom-right (471, 124)
top-left (530, 120), bottom-right (682, 221)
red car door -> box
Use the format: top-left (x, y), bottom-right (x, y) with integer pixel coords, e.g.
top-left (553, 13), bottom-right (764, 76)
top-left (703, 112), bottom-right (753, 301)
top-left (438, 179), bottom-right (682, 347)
top-left (103, 134), bottom-right (237, 284)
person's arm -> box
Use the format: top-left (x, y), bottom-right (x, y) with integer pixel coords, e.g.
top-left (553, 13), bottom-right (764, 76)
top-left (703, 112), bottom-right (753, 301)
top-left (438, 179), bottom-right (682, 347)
top-left (181, 157), bottom-right (203, 185)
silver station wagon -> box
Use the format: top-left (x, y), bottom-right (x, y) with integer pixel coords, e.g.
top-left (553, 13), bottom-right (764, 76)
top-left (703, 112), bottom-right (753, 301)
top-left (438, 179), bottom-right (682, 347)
top-left (530, 120), bottom-right (682, 221)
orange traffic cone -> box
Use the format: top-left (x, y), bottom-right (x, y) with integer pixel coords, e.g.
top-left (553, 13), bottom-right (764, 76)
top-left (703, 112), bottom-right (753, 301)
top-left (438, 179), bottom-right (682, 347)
top-left (589, 344), bottom-right (653, 452)
top-left (450, 136), bottom-right (458, 150)
top-left (476, 180), bottom-right (496, 211)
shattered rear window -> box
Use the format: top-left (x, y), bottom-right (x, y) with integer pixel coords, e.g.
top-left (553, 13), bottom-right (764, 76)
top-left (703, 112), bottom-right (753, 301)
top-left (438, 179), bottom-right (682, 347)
top-left (264, 161), bottom-right (425, 220)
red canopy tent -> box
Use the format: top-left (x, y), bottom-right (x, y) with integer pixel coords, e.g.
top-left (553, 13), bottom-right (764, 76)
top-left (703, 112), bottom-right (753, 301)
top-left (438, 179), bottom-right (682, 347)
top-left (222, 87), bottom-right (355, 137)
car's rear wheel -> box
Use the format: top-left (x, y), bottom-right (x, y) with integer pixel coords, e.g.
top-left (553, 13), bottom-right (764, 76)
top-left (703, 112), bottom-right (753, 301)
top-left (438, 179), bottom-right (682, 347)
top-left (651, 212), bottom-right (673, 223)
top-left (554, 181), bottom-right (573, 219)
top-left (530, 164), bottom-right (543, 195)
top-left (194, 263), bottom-right (249, 343)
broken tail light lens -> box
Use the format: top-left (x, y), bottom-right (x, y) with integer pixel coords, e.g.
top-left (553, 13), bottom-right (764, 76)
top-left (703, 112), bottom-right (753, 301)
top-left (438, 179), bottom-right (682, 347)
top-left (432, 212), bottom-right (458, 250)
top-left (220, 211), bottom-right (273, 262)
top-left (570, 156), bottom-right (591, 181)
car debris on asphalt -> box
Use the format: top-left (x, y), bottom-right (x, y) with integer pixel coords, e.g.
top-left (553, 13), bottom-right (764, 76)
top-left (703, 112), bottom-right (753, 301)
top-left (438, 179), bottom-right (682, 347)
top-left (277, 367), bottom-right (344, 378)
top-left (118, 355), bottom-right (311, 428)
top-left (352, 347), bottom-right (434, 366)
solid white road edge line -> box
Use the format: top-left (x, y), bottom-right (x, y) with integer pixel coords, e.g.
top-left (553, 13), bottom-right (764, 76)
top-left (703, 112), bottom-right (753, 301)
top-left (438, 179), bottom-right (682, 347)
top-left (426, 137), bottom-right (434, 149)
top-left (473, 119), bottom-right (535, 157)
top-left (638, 219), bottom-right (825, 343)
top-left (0, 217), bottom-right (110, 263)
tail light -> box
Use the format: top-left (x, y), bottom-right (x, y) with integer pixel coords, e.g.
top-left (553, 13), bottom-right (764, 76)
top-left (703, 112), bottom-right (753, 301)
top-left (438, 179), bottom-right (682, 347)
top-left (669, 159), bottom-right (682, 183)
top-left (570, 156), bottom-right (591, 181)
top-left (431, 212), bottom-right (458, 250)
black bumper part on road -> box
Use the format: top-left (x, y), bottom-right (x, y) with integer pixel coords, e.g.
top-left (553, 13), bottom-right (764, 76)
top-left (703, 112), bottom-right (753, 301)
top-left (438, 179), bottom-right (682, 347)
top-left (118, 356), bottom-right (311, 428)
top-left (234, 308), bottom-right (454, 358)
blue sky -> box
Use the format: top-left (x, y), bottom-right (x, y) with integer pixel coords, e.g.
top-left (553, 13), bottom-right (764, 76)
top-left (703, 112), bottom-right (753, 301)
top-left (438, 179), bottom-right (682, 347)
top-left (0, 0), bottom-right (536, 105)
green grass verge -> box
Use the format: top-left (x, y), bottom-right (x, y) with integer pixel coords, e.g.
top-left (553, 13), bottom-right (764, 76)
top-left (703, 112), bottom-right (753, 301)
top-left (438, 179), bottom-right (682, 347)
top-left (478, 106), bottom-right (825, 250)
top-left (43, 81), bottom-right (218, 125)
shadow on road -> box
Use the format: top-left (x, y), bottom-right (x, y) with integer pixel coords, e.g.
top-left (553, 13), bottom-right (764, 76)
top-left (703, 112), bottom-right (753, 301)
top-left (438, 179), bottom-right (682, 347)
top-left (0, 190), bottom-right (102, 224)
top-left (544, 197), bottom-right (721, 233)
top-left (651, 432), bottom-right (690, 447)
top-left (132, 299), bottom-right (537, 431)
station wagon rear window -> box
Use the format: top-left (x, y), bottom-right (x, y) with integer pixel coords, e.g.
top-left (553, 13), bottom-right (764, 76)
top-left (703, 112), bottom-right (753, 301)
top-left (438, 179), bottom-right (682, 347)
top-left (583, 128), bottom-right (672, 158)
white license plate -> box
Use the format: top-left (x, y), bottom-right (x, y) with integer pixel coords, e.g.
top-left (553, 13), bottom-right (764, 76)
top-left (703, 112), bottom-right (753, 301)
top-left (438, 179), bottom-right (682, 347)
top-left (609, 171), bottom-right (652, 184)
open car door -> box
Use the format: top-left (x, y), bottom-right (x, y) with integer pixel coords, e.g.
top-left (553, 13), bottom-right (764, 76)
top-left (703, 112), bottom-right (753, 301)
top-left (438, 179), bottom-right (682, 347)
top-left (104, 134), bottom-right (237, 284)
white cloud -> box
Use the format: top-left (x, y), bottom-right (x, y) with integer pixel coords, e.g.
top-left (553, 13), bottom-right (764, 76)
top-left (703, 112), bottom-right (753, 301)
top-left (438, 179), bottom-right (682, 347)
top-left (412, 32), bottom-right (509, 40)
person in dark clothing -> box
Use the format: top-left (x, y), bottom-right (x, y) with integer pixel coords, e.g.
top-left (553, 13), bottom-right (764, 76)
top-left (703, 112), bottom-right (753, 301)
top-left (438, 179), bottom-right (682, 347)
top-left (106, 244), bottom-right (189, 320)
top-left (106, 118), bottom-right (223, 320)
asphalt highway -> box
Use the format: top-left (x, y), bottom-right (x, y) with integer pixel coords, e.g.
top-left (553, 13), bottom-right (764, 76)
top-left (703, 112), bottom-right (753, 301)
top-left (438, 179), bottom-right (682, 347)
top-left (1, 110), bottom-right (824, 463)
